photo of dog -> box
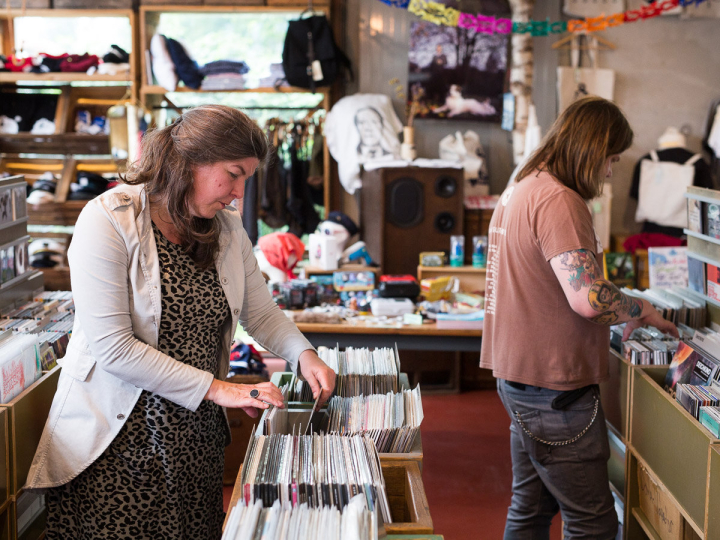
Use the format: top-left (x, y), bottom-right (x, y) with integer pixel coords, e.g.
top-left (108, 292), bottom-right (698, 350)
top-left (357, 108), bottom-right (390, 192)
top-left (408, 18), bottom-right (508, 122)
top-left (433, 85), bottom-right (497, 117)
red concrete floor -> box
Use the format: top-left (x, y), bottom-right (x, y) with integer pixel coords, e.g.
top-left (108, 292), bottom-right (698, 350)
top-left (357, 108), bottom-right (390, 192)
top-left (223, 390), bottom-right (562, 540)
top-left (419, 389), bottom-right (561, 540)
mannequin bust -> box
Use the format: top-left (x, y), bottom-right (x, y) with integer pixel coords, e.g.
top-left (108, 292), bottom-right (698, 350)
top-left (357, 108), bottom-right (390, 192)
top-left (658, 126), bottom-right (687, 149)
top-left (254, 248), bottom-right (294, 284)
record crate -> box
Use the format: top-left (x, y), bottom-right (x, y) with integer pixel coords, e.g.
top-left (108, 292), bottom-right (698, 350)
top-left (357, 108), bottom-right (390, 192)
top-left (0, 366), bottom-right (60, 497)
top-left (599, 348), bottom-right (631, 441)
top-left (626, 365), bottom-right (720, 538)
top-left (269, 372), bottom-right (424, 468)
top-left (224, 459), bottom-right (434, 537)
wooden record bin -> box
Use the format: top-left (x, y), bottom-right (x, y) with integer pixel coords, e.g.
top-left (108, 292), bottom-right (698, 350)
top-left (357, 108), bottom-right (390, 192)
top-left (269, 372), bottom-right (424, 468)
top-left (0, 367), bottom-right (60, 497)
top-left (224, 459), bottom-right (434, 536)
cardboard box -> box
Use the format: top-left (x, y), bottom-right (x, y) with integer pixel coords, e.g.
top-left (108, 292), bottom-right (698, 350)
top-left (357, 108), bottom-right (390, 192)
top-left (638, 463), bottom-right (684, 540)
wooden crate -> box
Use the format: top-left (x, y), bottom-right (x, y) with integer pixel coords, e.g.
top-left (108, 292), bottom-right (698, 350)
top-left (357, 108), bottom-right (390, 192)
top-left (10, 490), bottom-right (45, 540)
top-left (0, 501), bottom-right (11, 540)
top-left (223, 374), bottom-right (266, 485)
top-left (382, 460), bottom-right (433, 535)
top-left (205, 0), bottom-right (264, 4)
top-left (629, 366), bottom-right (718, 533)
top-left (53, 0), bottom-right (133, 7)
top-left (599, 349), bottom-right (631, 440)
top-left (223, 460), bottom-right (433, 535)
top-left (0, 367), bottom-right (60, 496)
top-left (708, 444), bottom-right (720, 539)
top-left (417, 265), bottom-right (486, 294)
top-left (0, 411), bottom-right (8, 512)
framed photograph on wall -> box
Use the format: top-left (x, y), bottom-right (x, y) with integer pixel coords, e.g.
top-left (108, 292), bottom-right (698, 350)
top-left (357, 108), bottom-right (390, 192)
top-left (408, 6), bottom-right (509, 122)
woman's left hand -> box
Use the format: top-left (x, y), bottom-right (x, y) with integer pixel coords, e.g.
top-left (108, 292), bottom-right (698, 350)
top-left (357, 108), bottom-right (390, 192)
top-left (298, 350), bottom-right (336, 408)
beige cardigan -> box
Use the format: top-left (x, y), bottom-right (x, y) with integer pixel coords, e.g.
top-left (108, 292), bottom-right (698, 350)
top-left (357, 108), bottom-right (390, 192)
top-left (26, 184), bottom-right (312, 489)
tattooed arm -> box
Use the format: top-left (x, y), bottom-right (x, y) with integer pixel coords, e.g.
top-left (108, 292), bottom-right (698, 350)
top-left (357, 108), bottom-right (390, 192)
top-left (550, 249), bottom-right (678, 338)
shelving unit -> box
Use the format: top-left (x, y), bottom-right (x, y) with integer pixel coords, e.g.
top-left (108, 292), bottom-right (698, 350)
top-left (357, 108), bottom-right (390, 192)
top-left (138, 2), bottom-right (333, 213)
top-left (685, 186), bottom-right (720, 322)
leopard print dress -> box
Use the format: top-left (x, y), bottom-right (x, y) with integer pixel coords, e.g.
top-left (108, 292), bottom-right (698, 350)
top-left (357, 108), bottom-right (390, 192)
top-left (46, 222), bottom-right (231, 540)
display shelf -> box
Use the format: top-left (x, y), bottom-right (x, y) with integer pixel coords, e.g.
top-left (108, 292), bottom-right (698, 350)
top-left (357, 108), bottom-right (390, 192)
top-left (140, 84), bottom-right (329, 95)
top-left (40, 267), bottom-right (71, 292)
top-left (417, 265), bottom-right (486, 293)
top-left (629, 366), bottom-right (716, 535)
top-left (0, 410), bottom-right (9, 512)
top-left (27, 201), bottom-right (89, 227)
top-left (0, 73), bottom-right (130, 83)
top-left (0, 134), bottom-right (110, 155)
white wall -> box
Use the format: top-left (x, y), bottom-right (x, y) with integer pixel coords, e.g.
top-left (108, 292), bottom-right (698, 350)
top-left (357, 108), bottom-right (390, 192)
top-left (344, 0), bottom-right (720, 235)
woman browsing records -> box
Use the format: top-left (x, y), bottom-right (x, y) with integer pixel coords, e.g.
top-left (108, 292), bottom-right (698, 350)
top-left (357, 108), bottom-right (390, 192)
top-left (26, 105), bottom-right (335, 540)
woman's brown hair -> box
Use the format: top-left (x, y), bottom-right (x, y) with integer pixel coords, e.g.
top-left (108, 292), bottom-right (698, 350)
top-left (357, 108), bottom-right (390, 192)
top-left (125, 104), bottom-right (268, 270)
top-left (516, 96), bottom-right (633, 200)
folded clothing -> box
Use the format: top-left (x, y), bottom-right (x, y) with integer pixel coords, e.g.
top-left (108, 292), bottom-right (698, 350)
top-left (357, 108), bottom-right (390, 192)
top-left (200, 74), bottom-right (246, 91)
top-left (199, 60), bottom-right (250, 76)
top-left (60, 53), bottom-right (100, 73)
top-left (27, 172), bottom-right (57, 205)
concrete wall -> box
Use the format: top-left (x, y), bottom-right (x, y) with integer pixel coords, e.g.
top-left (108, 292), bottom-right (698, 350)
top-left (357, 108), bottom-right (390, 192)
top-left (344, 0), bottom-right (720, 235)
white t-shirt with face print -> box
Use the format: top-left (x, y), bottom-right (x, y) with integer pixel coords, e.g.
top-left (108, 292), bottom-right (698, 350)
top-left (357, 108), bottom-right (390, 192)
top-left (325, 94), bottom-right (403, 194)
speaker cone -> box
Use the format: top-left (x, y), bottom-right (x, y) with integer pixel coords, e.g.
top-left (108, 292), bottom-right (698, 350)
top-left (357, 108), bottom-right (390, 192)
top-left (434, 212), bottom-right (455, 233)
top-left (386, 177), bottom-right (424, 228)
top-left (434, 175), bottom-right (457, 198)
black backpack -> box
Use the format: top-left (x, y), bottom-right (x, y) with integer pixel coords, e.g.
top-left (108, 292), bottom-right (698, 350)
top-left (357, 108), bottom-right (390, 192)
top-left (282, 14), bottom-right (352, 92)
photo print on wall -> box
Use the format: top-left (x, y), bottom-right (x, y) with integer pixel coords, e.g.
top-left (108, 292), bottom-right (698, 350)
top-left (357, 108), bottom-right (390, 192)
top-left (408, 1), bottom-right (509, 122)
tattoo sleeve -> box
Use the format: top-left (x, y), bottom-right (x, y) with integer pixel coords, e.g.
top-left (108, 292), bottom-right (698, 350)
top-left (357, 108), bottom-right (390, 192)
top-left (559, 250), bottom-right (643, 325)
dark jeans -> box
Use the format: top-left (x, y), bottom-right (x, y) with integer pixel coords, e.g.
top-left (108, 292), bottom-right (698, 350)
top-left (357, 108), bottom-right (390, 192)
top-left (497, 379), bottom-right (618, 540)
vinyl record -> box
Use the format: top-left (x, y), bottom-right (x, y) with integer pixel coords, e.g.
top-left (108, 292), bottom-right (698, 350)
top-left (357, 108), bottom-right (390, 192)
top-left (14, 241), bottom-right (27, 275)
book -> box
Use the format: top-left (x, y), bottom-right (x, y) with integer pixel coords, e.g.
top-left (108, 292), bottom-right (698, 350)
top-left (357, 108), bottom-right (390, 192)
top-left (708, 263), bottom-right (720, 302)
top-left (705, 201), bottom-right (720, 239)
top-left (687, 198), bottom-right (702, 233)
top-left (648, 247), bottom-right (688, 289)
top-left (603, 252), bottom-right (635, 287)
top-left (687, 256), bottom-right (706, 295)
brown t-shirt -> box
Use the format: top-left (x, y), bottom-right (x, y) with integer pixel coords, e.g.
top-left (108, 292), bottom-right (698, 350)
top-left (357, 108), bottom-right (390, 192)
top-left (480, 171), bottom-right (609, 390)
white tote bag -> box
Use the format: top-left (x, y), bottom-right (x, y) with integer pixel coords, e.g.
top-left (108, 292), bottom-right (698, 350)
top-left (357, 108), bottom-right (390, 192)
top-left (557, 36), bottom-right (615, 113)
top-left (635, 151), bottom-right (702, 228)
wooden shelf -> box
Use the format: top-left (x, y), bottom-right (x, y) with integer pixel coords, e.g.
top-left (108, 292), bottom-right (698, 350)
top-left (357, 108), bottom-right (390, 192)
top-left (40, 267), bottom-right (70, 292)
top-left (139, 3), bottom-right (329, 14)
top-left (418, 265), bottom-right (486, 274)
top-left (27, 201), bottom-right (89, 226)
top-left (631, 507), bottom-right (663, 540)
top-left (0, 8), bottom-right (133, 18)
top-left (0, 133), bottom-right (109, 155)
top-left (0, 73), bottom-right (131, 83)
top-left (140, 84), bottom-right (328, 96)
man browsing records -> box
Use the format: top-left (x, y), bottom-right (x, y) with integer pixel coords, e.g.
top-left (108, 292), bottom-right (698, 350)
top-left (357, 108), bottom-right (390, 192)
top-left (480, 97), bottom-right (678, 540)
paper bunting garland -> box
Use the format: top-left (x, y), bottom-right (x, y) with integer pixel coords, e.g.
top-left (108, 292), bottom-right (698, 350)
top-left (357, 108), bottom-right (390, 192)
top-left (378, 0), bottom-right (708, 36)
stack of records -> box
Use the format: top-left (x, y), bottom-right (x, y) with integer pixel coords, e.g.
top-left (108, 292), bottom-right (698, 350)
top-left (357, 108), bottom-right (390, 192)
top-left (0, 333), bottom-right (41, 402)
top-left (223, 495), bottom-right (377, 540)
top-left (262, 383), bottom-right (291, 436)
top-left (699, 406), bottom-right (720, 437)
top-left (622, 287), bottom-right (706, 328)
top-left (676, 384), bottom-right (720, 419)
top-left (287, 379), bottom-right (315, 402)
top-left (610, 323), bottom-right (681, 354)
top-left (325, 386), bottom-right (424, 453)
top-left (622, 340), bottom-right (679, 365)
top-left (318, 346), bottom-right (400, 398)
top-left (239, 433), bottom-right (392, 525)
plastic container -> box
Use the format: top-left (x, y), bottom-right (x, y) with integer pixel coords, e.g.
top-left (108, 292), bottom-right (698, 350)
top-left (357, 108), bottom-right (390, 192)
top-left (450, 235), bottom-right (464, 267)
top-left (472, 236), bottom-right (488, 268)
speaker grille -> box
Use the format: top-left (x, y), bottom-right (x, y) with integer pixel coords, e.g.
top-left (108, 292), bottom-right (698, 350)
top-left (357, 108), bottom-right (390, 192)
top-left (435, 175), bottom-right (458, 198)
top-left (386, 177), bottom-right (423, 228)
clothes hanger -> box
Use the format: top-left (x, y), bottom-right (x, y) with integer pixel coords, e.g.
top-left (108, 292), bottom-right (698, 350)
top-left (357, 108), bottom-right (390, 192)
top-left (300, 0), bottom-right (316, 17)
top-left (552, 31), bottom-right (616, 50)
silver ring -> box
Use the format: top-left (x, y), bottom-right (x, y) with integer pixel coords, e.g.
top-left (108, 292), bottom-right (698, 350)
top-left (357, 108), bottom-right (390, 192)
top-left (250, 389), bottom-right (259, 399)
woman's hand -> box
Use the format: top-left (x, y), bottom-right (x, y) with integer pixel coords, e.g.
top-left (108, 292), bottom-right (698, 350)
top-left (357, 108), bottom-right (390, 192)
top-left (204, 380), bottom-right (285, 418)
top-left (298, 350), bottom-right (336, 408)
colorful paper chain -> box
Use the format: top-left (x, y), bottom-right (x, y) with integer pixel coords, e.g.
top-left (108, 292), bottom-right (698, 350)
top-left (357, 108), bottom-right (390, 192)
top-left (377, 0), bottom-right (707, 35)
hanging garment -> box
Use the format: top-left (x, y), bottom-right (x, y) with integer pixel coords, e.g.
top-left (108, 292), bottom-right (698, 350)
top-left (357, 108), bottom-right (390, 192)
top-left (242, 172), bottom-right (259, 245)
top-left (260, 149), bottom-right (288, 229)
top-left (556, 36), bottom-right (615, 113)
top-left (286, 143), bottom-right (320, 237)
top-left (635, 150), bottom-right (703, 230)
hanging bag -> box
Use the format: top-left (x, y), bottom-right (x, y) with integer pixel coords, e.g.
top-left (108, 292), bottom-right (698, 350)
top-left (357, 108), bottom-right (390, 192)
top-left (635, 151), bottom-right (702, 228)
top-left (282, 13), bottom-right (352, 92)
top-left (556, 35), bottom-right (615, 113)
